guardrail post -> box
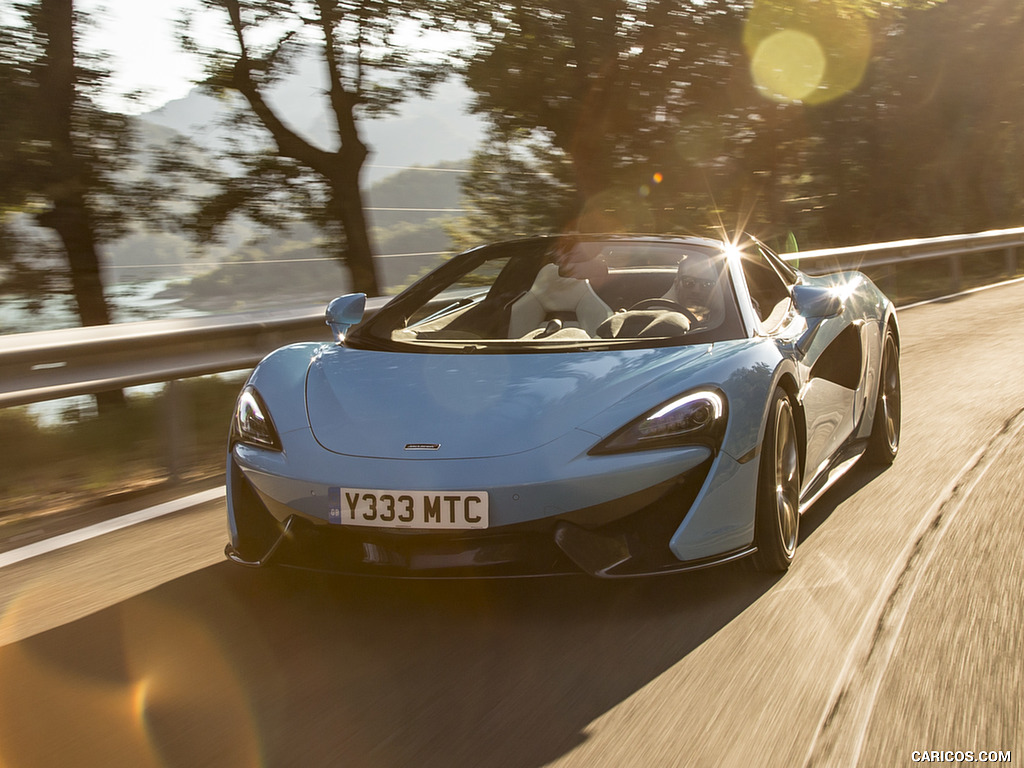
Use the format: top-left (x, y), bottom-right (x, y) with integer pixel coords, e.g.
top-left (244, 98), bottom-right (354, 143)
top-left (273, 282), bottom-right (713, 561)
top-left (1007, 247), bottom-right (1018, 278)
top-left (950, 253), bottom-right (962, 294)
top-left (164, 380), bottom-right (186, 482)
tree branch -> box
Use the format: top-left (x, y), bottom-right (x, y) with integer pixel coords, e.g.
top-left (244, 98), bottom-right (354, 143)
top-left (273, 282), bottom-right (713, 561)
top-left (221, 0), bottom-right (333, 172)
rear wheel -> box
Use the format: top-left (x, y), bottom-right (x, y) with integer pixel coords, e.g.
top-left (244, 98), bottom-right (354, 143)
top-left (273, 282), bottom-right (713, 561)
top-left (865, 328), bottom-right (901, 465)
top-left (751, 388), bottom-right (802, 573)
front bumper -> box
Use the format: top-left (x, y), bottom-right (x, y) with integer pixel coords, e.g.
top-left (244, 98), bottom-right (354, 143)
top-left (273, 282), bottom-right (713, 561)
top-left (225, 450), bottom-right (754, 578)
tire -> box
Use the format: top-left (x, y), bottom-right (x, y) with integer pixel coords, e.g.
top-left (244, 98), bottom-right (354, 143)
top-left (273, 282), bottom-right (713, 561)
top-left (751, 387), bottom-right (802, 573)
top-left (864, 328), bottom-right (901, 466)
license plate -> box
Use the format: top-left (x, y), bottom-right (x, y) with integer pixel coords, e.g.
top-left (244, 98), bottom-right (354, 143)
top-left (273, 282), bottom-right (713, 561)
top-left (328, 487), bottom-right (489, 530)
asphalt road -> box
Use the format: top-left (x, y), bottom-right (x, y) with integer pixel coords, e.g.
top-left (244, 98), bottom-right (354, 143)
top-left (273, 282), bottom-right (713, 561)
top-left (1, 280), bottom-right (1022, 768)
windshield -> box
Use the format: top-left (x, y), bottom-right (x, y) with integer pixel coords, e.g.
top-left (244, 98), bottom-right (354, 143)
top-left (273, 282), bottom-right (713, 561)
top-left (348, 236), bottom-right (746, 352)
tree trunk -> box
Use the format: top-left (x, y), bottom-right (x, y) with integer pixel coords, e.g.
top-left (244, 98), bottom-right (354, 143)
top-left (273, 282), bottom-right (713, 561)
top-left (223, 0), bottom-right (383, 298)
top-left (39, 196), bottom-right (111, 326)
top-left (332, 184), bottom-right (380, 297)
top-left (37, 0), bottom-right (123, 410)
top-left (326, 124), bottom-right (379, 297)
top-left (37, 0), bottom-right (110, 324)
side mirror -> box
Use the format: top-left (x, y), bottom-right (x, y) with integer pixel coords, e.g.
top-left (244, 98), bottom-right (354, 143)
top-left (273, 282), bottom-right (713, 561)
top-left (792, 284), bottom-right (844, 319)
top-left (325, 293), bottom-right (366, 343)
top-left (790, 285), bottom-right (845, 356)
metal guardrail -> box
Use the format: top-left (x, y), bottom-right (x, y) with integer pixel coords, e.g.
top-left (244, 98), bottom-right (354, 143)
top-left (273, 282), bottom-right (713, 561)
top-left (1, 227), bottom-right (1022, 410)
top-left (0, 296), bottom-right (390, 409)
top-left (785, 226), bottom-right (1024, 290)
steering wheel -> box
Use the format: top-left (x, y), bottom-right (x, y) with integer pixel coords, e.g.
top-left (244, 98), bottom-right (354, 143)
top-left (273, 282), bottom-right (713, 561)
top-left (628, 298), bottom-right (699, 324)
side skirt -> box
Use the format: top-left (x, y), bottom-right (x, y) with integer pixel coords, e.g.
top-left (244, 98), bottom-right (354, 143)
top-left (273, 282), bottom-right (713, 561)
top-left (799, 439), bottom-right (868, 514)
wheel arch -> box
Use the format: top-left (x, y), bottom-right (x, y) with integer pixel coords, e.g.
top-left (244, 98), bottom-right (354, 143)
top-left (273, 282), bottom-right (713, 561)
top-left (775, 369), bottom-right (808, 478)
top-left (882, 310), bottom-right (900, 390)
top-left (870, 310), bottom-right (900, 415)
top-left (884, 307), bottom-right (900, 346)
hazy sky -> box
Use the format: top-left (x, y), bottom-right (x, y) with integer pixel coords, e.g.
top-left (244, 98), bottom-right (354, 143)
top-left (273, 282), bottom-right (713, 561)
top-left (76, 1), bottom-right (459, 115)
top-left (79, 0), bottom-right (215, 114)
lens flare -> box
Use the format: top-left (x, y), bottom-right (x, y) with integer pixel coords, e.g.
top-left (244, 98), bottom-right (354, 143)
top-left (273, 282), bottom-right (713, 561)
top-left (745, 0), bottom-right (872, 105)
top-left (0, 593), bottom-right (264, 768)
top-left (0, 640), bottom-right (161, 766)
top-left (121, 597), bottom-right (264, 767)
top-left (751, 29), bottom-right (826, 103)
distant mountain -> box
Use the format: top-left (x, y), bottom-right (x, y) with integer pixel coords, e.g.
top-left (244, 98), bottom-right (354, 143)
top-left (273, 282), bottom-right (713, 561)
top-left (140, 64), bottom-right (485, 184)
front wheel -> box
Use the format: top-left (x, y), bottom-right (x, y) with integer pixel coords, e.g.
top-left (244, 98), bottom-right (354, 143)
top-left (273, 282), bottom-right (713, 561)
top-left (751, 388), bottom-right (802, 573)
top-left (865, 328), bottom-right (901, 466)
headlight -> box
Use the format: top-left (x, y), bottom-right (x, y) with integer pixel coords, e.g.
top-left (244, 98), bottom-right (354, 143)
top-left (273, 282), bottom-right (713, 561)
top-left (231, 385), bottom-right (282, 451)
top-left (590, 389), bottom-right (726, 455)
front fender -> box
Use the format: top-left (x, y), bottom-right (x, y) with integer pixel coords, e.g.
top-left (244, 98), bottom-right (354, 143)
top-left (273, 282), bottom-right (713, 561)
top-left (668, 345), bottom-right (797, 563)
top-left (243, 342), bottom-right (325, 437)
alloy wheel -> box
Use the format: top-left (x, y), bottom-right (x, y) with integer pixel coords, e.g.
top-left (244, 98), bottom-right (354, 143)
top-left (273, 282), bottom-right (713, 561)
top-left (774, 398), bottom-right (801, 559)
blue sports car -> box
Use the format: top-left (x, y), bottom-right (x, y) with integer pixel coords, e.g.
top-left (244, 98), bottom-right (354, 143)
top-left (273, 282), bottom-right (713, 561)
top-left (225, 234), bottom-right (900, 577)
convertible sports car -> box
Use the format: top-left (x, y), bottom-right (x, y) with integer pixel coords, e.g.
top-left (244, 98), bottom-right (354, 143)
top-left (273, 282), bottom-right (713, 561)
top-left (225, 234), bottom-right (900, 578)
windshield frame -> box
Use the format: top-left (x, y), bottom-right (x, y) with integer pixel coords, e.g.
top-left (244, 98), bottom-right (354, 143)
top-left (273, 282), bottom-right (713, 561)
top-left (347, 235), bottom-right (750, 354)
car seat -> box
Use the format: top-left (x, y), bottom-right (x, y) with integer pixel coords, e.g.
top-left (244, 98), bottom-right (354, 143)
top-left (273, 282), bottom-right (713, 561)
top-left (508, 263), bottom-right (613, 337)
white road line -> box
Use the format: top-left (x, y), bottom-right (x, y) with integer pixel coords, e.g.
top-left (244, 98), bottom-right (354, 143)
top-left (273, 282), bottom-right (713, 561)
top-left (0, 486), bottom-right (226, 570)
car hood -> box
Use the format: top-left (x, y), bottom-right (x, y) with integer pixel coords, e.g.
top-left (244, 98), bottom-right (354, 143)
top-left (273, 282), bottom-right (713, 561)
top-left (305, 344), bottom-right (715, 459)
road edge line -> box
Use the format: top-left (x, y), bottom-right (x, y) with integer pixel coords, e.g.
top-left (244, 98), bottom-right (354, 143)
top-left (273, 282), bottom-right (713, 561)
top-left (0, 486), bottom-right (226, 570)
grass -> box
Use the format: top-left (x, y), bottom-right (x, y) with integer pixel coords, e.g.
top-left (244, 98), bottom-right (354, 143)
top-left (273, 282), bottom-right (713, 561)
top-left (0, 374), bottom-right (248, 526)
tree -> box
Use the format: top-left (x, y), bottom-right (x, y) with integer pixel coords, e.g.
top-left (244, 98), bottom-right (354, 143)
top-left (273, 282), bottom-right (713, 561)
top-left (177, 0), bottom-right (452, 296)
top-left (742, 0), bottom-right (1018, 247)
top-left (859, 0), bottom-right (1024, 238)
top-left (451, 0), bottom-right (749, 231)
top-left (445, 126), bottom-right (578, 248)
top-left (451, 1), bottom-right (971, 247)
top-left (0, 0), bottom-right (135, 329)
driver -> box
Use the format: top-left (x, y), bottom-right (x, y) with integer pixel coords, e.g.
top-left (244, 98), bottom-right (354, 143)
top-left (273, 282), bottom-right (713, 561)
top-left (664, 254), bottom-right (724, 325)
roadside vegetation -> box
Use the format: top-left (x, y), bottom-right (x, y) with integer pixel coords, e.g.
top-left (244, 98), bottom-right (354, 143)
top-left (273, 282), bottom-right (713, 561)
top-left (0, 375), bottom-right (245, 529)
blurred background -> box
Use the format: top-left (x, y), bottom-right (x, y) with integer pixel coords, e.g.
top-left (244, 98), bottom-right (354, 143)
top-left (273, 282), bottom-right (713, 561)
top-left (2, 0), bottom-right (1023, 530)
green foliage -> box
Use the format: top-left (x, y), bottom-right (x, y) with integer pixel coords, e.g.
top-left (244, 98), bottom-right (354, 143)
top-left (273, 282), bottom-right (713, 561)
top-left (8, 0), bottom-right (1024, 337)
top-left (445, 128), bottom-right (578, 249)
top-left (854, 0), bottom-right (1024, 239)
top-left (446, 0), bottom-right (1024, 252)
top-left (455, 0), bottom-right (747, 207)
top-left (0, 0), bottom-right (139, 227)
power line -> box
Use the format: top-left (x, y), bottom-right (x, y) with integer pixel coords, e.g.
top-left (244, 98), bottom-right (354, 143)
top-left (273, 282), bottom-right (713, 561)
top-left (366, 207), bottom-right (466, 212)
top-left (104, 250), bottom-right (454, 269)
top-left (365, 163), bottom-right (552, 177)
top-left (366, 164), bottom-right (473, 173)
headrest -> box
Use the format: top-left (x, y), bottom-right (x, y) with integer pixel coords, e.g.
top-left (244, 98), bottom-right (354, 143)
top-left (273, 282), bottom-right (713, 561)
top-left (528, 264), bottom-right (593, 310)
